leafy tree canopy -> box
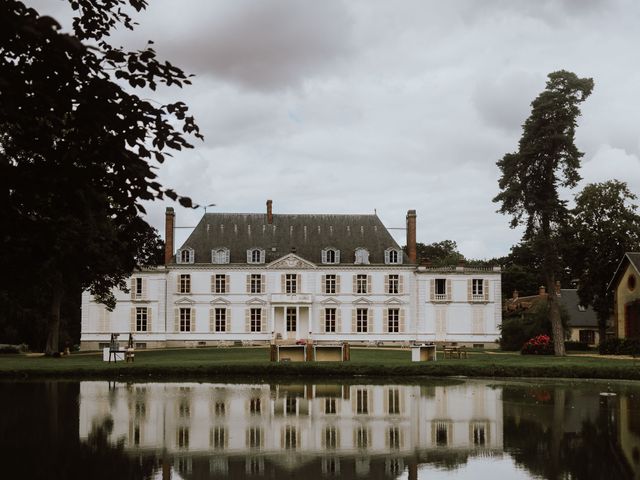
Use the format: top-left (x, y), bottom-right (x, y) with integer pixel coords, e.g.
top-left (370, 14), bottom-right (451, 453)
top-left (0, 0), bottom-right (202, 353)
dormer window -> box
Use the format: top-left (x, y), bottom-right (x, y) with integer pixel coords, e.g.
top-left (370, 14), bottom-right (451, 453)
top-left (247, 248), bottom-right (265, 264)
top-left (212, 248), bottom-right (230, 264)
top-left (354, 248), bottom-right (370, 265)
top-left (385, 248), bottom-right (402, 265)
top-left (322, 247), bottom-right (340, 264)
top-left (177, 247), bottom-right (194, 264)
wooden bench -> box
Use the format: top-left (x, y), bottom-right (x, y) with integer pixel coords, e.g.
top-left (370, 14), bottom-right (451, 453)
top-left (443, 345), bottom-right (467, 359)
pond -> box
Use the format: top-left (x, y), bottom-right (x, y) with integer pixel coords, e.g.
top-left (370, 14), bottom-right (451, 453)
top-left (0, 378), bottom-right (638, 479)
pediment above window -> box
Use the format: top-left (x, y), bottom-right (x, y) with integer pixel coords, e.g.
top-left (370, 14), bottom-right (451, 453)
top-left (246, 297), bottom-right (267, 306)
top-left (320, 297), bottom-right (341, 305)
top-left (175, 297), bottom-right (196, 305)
top-left (210, 297), bottom-right (231, 305)
top-left (384, 297), bottom-right (404, 305)
top-left (352, 297), bottom-right (373, 305)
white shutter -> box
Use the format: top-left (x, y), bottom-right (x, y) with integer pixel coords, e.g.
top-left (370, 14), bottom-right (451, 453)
top-left (320, 308), bottom-right (326, 333)
top-left (245, 309), bottom-right (251, 332)
top-left (296, 274), bottom-right (301, 293)
top-left (175, 309), bottom-right (180, 332)
top-left (335, 250), bottom-right (341, 263)
top-left (261, 274), bottom-right (266, 293)
top-left (225, 308), bottom-right (230, 332)
top-left (210, 309), bottom-right (215, 332)
top-left (225, 249), bottom-right (230, 263)
top-left (399, 275), bottom-right (404, 294)
top-left (430, 279), bottom-right (435, 301)
top-left (176, 275), bottom-right (181, 292)
top-left (336, 275), bottom-right (341, 293)
top-left (321, 275), bottom-right (326, 294)
top-left (261, 308), bottom-right (267, 331)
top-left (352, 275), bottom-right (357, 294)
top-left (130, 307), bottom-right (136, 332)
top-left (484, 280), bottom-right (489, 301)
top-left (191, 308), bottom-right (196, 332)
top-left (352, 309), bottom-right (357, 333)
top-left (246, 250), bottom-right (252, 263)
top-left (446, 279), bottom-right (452, 301)
top-left (384, 250), bottom-right (390, 264)
top-left (130, 278), bottom-right (135, 300)
top-left (246, 275), bottom-right (251, 294)
top-left (211, 275), bottom-right (216, 293)
top-left (336, 308), bottom-right (342, 333)
top-left (367, 309), bottom-right (372, 333)
top-left (321, 249), bottom-right (327, 264)
top-left (367, 275), bottom-right (372, 294)
top-left (383, 308), bottom-right (388, 333)
top-left (467, 279), bottom-right (472, 302)
top-left (147, 307), bottom-right (152, 332)
top-left (384, 275), bottom-right (389, 294)
top-left (225, 275), bottom-right (230, 294)
top-left (399, 309), bottom-right (405, 333)
top-left (281, 274), bottom-right (286, 293)
top-left (141, 279), bottom-right (147, 299)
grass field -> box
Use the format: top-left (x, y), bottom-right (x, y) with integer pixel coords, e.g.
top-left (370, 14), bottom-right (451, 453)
top-left (2, 346), bottom-right (640, 380)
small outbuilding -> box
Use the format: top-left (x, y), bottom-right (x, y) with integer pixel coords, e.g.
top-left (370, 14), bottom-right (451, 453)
top-left (608, 253), bottom-right (640, 339)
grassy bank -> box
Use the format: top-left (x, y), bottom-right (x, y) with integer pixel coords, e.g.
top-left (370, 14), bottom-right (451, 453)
top-left (1, 347), bottom-right (640, 380)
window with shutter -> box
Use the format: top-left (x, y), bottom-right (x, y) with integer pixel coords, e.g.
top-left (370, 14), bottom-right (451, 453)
top-left (471, 278), bottom-right (484, 301)
top-left (212, 248), bottom-right (230, 264)
top-left (387, 308), bottom-right (399, 333)
top-left (250, 308), bottom-right (262, 332)
top-left (325, 308), bottom-right (336, 333)
top-left (179, 274), bottom-right (191, 294)
top-left (354, 248), bottom-right (369, 265)
top-left (134, 307), bottom-right (148, 332)
top-left (214, 308), bottom-right (226, 332)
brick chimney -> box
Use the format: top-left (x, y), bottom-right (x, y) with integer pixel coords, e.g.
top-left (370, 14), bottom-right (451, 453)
top-left (164, 207), bottom-right (175, 264)
top-left (406, 209), bottom-right (417, 264)
top-left (266, 199), bottom-right (273, 224)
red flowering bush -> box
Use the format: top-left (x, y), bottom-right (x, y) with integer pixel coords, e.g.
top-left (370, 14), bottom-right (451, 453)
top-left (521, 334), bottom-right (554, 355)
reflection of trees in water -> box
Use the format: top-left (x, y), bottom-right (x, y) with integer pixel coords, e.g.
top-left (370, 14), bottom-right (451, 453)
top-left (503, 385), bottom-right (631, 480)
top-left (0, 381), bottom-right (157, 480)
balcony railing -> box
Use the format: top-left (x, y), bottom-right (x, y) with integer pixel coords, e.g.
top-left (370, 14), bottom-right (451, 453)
top-left (270, 294), bottom-right (313, 304)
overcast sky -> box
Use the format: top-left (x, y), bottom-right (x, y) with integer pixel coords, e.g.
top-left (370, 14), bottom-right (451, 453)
top-left (33, 0), bottom-right (640, 259)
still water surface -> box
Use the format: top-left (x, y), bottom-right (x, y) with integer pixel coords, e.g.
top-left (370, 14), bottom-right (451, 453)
top-left (1, 378), bottom-right (638, 479)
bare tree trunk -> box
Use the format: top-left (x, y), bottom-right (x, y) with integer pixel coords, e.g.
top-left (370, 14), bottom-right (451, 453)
top-left (45, 280), bottom-right (64, 356)
top-left (547, 275), bottom-right (566, 356)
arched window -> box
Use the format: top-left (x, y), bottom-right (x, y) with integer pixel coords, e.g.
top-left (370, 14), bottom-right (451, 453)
top-left (354, 248), bottom-right (370, 265)
top-left (212, 248), bottom-right (230, 264)
top-left (177, 248), bottom-right (194, 264)
top-left (322, 247), bottom-right (340, 264)
top-left (247, 248), bottom-right (265, 264)
top-left (385, 248), bottom-right (402, 264)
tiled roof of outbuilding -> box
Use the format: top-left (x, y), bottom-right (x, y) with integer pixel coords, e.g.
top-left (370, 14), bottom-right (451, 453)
top-left (557, 289), bottom-right (598, 328)
top-left (178, 213), bottom-right (408, 265)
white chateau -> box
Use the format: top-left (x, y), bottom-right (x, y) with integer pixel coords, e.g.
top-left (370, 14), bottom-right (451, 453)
top-left (80, 201), bottom-right (502, 350)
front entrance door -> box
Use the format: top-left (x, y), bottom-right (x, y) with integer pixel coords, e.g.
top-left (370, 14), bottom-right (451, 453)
top-left (626, 300), bottom-right (640, 338)
top-left (285, 307), bottom-right (297, 340)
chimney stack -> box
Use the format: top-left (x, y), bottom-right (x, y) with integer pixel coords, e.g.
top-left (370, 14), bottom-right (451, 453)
top-left (164, 207), bottom-right (175, 264)
top-left (267, 199), bottom-right (273, 224)
top-left (406, 209), bottom-right (417, 264)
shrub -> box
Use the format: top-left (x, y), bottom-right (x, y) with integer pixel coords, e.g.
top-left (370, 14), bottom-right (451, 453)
top-left (521, 334), bottom-right (554, 355)
top-left (564, 341), bottom-right (591, 351)
top-left (599, 338), bottom-right (640, 355)
top-left (499, 301), bottom-right (570, 351)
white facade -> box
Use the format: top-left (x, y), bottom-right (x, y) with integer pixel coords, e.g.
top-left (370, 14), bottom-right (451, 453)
top-left (80, 254), bottom-right (501, 349)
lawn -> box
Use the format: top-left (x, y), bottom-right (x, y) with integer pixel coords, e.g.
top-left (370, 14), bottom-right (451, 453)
top-left (1, 347), bottom-right (640, 380)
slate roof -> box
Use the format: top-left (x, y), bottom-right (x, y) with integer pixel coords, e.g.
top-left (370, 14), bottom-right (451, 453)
top-left (557, 289), bottom-right (598, 328)
top-left (178, 213), bottom-right (408, 265)
top-left (607, 252), bottom-right (640, 291)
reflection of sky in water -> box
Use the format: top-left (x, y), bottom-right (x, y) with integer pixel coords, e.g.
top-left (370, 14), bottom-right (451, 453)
top-left (405, 457), bottom-right (536, 479)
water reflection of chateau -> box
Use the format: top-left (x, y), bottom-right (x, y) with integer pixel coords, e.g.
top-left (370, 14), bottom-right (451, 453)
top-left (79, 382), bottom-right (503, 478)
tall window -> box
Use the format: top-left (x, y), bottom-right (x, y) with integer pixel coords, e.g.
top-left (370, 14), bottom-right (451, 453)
top-left (386, 248), bottom-right (401, 264)
top-left (356, 274), bottom-right (368, 294)
top-left (285, 274), bottom-right (297, 294)
top-left (179, 249), bottom-right (193, 263)
top-left (356, 308), bottom-right (368, 333)
top-left (387, 309), bottom-right (399, 333)
top-left (133, 277), bottom-right (143, 299)
top-left (325, 398), bottom-right (336, 414)
top-left (388, 427), bottom-right (401, 449)
top-left (211, 427), bottom-right (226, 450)
top-left (250, 398), bottom-right (262, 414)
top-left (356, 426), bottom-right (369, 449)
top-left (248, 427), bottom-right (263, 449)
top-left (473, 424), bottom-right (486, 446)
top-left (325, 308), bottom-right (336, 333)
top-left (250, 308), bottom-right (262, 332)
top-left (135, 307), bottom-right (148, 332)
top-left (177, 427), bottom-right (189, 449)
top-left (215, 308), bottom-right (226, 332)
top-left (179, 274), bottom-right (191, 294)
top-left (435, 279), bottom-right (447, 299)
top-left (214, 274), bottom-right (226, 294)
top-left (325, 274), bottom-right (336, 294)
top-left (324, 249), bottom-right (339, 264)
top-left (324, 426), bottom-right (338, 449)
top-left (356, 388), bottom-right (368, 414)
top-left (250, 274), bottom-right (262, 294)
top-left (179, 308), bottom-right (191, 332)
top-left (248, 248), bottom-right (264, 264)
top-left (388, 388), bottom-right (400, 414)
top-left (388, 274), bottom-right (399, 294)
top-left (283, 426), bottom-right (297, 450)
top-left (286, 308), bottom-right (297, 332)
top-left (472, 278), bottom-right (483, 299)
